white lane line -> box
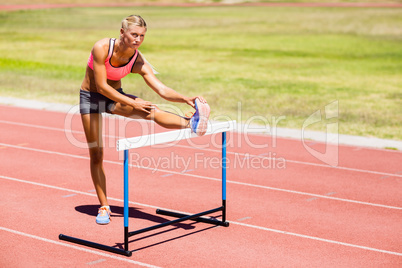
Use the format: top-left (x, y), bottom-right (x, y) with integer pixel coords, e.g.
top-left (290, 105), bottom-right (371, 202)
top-left (87, 259), bottom-right (106, 265)
top-left (62, 193), bottom-right (77, 198)
top-left (0, 120), bottom-right (82, 134)
top-left (1, 175), bottom-right (401, 257)
top-left (230, 222), bottom-right (402, 257)
top-left (0, 175), bottom-right (160, 210)
top-left (173, 144), bottom-right (402, 179)
top-left (0, 226), bottom-right (160, 267)
top-left (0, 143), bottom-right (401, 210)
top-left (224, 179), bottom-right (401, 210)
top-left (1, 119), bottom-right (401, 178)
top-left (0, 119), bottom-right (121, 140)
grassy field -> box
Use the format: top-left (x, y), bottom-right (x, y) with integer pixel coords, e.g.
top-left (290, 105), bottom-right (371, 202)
top-left (0, 6), bottom-right (401, 140)
top-left (1, 0), bottom-right (402, 5)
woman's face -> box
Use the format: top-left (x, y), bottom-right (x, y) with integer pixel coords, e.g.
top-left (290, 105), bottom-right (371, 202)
top-left (120, 25), bottom-right (147, 50)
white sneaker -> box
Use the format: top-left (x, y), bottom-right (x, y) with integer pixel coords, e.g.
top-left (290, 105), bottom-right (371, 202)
top-left (96, 206), bottom-right (111, 225)
top-left (189, 98), bottom-right (210, 136)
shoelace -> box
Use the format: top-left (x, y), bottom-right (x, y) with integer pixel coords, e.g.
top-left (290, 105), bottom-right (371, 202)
top-left (184, 112), bottom-right (194, 128)
top-left (185, 112), bottom-right (194, 119)
top-left (98, 207), bottom-right (111, 217)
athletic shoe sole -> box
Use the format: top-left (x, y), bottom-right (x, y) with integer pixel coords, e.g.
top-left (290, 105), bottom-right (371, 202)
top-left (193, 98), bottom-right (210, 136)
top-left (96, 219), bottom-right (110, 225)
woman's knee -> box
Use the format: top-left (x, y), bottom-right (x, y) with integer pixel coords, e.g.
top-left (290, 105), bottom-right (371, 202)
top-left (112, 101), bottom-right (159, 119)
top-left (128, 104), bottom-right (161, 120)
top-left (89, 147), bottom-right (104, 165)
top-left (148, 105), bottom-right (161, 118)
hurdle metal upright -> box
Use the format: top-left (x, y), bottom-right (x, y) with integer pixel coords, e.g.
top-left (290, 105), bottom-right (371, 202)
top-left (60, 120), bottom-right (235, 257)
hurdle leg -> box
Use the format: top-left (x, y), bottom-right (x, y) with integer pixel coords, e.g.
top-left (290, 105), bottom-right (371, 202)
top-left (123, 149), bottom-right (129, 251)
top-left (222, 131), bottom-right (228, 224)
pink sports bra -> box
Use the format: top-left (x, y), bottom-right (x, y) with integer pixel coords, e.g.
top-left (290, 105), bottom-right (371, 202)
top-left (87, 38), bottom-right (139, 81)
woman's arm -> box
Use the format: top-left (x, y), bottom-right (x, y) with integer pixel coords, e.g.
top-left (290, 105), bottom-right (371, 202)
top-left (92, 40), bottom-right (153, 113)
top-left (135, 54), bottom-right (207, 108)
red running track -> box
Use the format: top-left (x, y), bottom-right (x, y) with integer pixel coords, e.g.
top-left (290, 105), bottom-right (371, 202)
top-left (0, 104), bottom-right (401, 267)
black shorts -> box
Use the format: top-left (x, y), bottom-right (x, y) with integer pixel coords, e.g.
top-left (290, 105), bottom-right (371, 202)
top-left (79, 88), bottom-right (135, 114)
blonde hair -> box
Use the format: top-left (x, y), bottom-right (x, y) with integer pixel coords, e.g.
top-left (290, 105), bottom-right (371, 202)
top-left (121, 15), bottom-right (147, 31)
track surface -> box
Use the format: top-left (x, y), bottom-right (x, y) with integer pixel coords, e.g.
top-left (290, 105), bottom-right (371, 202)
top-left (0, 104), bottom-right (401, 267)
top-left (1, 2), bottom-right (402, 266)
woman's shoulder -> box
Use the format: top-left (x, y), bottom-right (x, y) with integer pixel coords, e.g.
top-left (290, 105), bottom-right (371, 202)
top-left (92, 38), bottom-right (111, 53)
top-left (136, 50), bottom-right (145, 63)
top-left (132, 51), bottom-right (159, 75)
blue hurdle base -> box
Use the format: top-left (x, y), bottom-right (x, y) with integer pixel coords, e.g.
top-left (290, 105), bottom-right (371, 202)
top-left (59, 205), bottom-right (228, 257)
top-left (128, 206), bottom-right (229, 237)
top-left (156, 207), bottom-right (229, 227)
top-left (59, 234), bottom-right (132, 257)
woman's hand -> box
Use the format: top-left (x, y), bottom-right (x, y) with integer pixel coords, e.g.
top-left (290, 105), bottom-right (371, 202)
top-left (131, 99), bottom-right (155, 114)
top-left (186, 96), bottom-right (207, 109)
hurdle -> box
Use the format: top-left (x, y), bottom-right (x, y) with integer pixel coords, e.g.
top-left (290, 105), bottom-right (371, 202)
top-left (59, 120), bottom-right (236, 256)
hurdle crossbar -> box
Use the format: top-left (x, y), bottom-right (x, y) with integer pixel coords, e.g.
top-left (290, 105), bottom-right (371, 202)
top-left (60, 120), bottom-right (235, 256)
top-left (117, 120), bottom-right (235, 151)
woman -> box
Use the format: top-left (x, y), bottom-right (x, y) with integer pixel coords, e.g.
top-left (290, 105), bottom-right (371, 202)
top-left (80, 15), bottom-right (210, 224)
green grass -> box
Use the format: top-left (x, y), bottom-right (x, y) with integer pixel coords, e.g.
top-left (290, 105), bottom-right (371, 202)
top-left (1, 6), bottom-right (401, 140)
top-left (2, 0), bottom-right (401, 4)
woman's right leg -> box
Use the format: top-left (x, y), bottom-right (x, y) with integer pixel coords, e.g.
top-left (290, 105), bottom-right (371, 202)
top-left (113, 100), bottom-right (189, 129)
top-left (81, 113), bottom-right (108, 207)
